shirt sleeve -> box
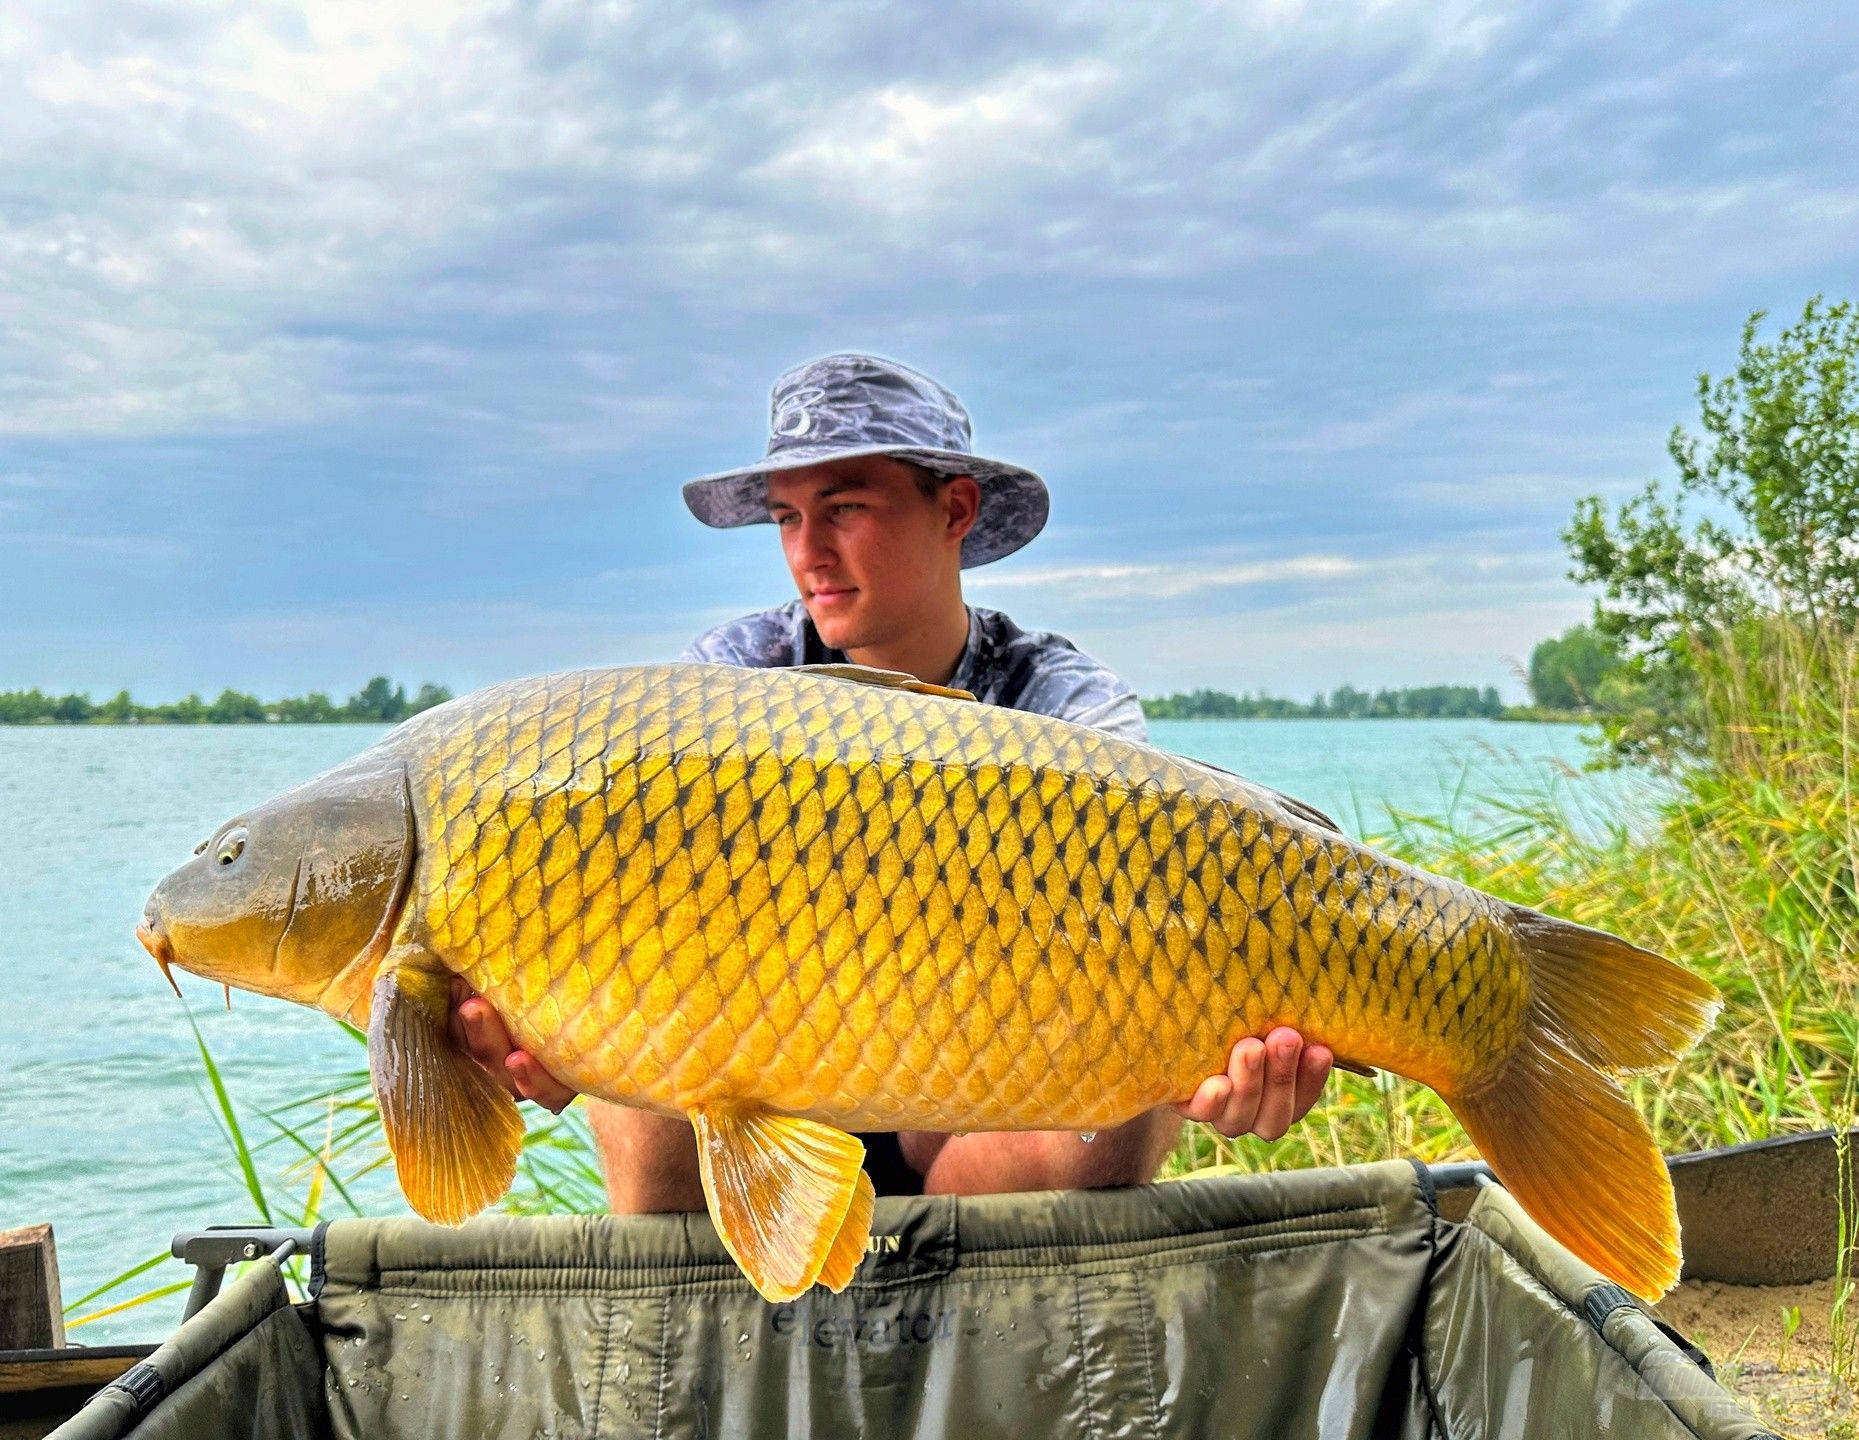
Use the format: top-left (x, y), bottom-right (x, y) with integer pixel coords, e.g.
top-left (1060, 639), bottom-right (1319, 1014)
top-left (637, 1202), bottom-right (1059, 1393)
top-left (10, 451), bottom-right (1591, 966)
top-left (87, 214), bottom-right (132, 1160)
top-left (678, 631), bottom-right (735, 664)
top-left (680, 607), bottom-right (798, 668)
top-left (1065, 685), bottom-right (1149, 744)
top-left (1018, 648), bottom-right (1149, 744)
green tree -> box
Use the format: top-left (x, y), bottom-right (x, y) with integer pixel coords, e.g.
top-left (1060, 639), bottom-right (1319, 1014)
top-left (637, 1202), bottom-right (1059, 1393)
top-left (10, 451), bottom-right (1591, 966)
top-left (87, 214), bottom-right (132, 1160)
top-left (410, 683), bottom-right (454, 714)
top-left (208, 688), bottom-right (266, 723)
top-left (345, 676), bottom-right (408, 722)
top-left (98, 689), bottom-right (135, 723)
top-left (274, 691), bottom-right (340, 723)
top-left (165, 693), bottom-right (208, 724)
top-left (51, 692), bottom-right (93, 723)
top-left (1527, 624), bottom-right (1622, 711)
top-left (1566, 296), bottom-right (1859, 760)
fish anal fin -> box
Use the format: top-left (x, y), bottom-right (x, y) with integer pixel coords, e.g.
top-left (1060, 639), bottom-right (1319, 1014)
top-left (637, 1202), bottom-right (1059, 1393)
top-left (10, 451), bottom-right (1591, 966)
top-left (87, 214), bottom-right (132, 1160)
top-left (368, 951), bottom-right (524, 1225)
top-left (691, 1106), bottom-right (870, 1302)
top-left (794, 663), bottom-right (976, 703)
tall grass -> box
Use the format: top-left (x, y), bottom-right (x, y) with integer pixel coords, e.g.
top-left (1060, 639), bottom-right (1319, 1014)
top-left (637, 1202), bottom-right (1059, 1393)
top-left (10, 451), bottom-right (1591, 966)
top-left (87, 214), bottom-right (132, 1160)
top-left (64, 1021), bottom-right (600, 1330)
top-left (1171, 624), bottom-right (1858, 1178)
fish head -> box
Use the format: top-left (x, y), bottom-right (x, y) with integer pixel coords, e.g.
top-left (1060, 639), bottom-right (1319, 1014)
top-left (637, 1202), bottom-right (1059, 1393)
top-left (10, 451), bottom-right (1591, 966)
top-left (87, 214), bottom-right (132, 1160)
top-left (138, 758), bottom-right (415, 1011)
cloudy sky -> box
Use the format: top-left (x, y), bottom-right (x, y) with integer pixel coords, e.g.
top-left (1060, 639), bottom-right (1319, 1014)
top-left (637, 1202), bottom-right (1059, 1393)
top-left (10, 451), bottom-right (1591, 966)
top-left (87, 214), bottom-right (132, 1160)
top-left (3, 0), bottom-right (1856, 702)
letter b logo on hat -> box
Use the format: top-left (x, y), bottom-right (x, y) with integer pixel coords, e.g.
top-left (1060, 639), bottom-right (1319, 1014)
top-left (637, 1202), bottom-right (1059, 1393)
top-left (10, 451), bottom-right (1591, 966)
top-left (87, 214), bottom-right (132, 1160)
top-left (773, 387), bottom-right (825, 440)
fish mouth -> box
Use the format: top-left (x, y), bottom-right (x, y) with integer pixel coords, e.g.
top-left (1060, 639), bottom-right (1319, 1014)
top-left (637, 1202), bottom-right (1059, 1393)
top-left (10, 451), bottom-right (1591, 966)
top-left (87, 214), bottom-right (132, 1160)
top-left (137, 916), bottom-right (183, 998)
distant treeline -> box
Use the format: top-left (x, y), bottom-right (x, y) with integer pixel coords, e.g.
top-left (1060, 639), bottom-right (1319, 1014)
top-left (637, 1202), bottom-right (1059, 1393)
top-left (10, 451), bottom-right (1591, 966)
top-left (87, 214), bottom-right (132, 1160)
top-left (1142, 683), bottom-right (1506, 720)
top-left (0, 676), bottom-right (454, 725)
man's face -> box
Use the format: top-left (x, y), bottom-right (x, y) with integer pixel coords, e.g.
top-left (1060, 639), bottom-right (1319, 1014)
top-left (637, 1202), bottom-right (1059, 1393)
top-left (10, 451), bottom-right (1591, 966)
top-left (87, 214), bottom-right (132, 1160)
top-left (765, 456), bottom-right (976, 653)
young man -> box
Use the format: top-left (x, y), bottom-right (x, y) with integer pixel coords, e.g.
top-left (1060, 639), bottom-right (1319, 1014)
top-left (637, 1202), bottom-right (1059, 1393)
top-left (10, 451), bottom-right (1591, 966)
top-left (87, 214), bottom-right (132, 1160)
top-left (452, 354), bottom-right (1332, 1210)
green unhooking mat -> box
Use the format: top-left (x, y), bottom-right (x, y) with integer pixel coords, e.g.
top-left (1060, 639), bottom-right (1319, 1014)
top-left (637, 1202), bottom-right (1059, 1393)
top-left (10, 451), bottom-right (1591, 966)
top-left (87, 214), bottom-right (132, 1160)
top-left (51, 1160), bottom-right (1773, 1438)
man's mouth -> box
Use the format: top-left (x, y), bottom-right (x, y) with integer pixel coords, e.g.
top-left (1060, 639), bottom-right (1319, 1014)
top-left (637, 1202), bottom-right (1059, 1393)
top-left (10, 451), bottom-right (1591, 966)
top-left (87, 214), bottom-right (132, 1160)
top-left (810, 586), bottom-right (857, 604)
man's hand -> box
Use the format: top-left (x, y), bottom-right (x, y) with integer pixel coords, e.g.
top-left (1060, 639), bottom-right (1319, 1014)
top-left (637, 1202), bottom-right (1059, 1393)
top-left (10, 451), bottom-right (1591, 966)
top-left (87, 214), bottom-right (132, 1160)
top-left (1172, 1027), bottom-right (1332, 1141)
top-left (447, 980), bottom-right (578, 1114)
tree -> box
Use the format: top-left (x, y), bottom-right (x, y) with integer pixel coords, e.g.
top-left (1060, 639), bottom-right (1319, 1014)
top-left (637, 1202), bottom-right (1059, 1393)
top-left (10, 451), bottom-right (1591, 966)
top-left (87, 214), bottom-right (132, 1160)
top-left (50, 692), bottom-right (93, 723)
top-left (410, 683), bottom-right (454, 714)
top-left (165, 693), bottom-right (208, 723)
top-left (345, 676), bottom-right (408, 722)
top-left (275, 691), bottom-right (340, 723)
top-left (208, 688), bottom-right (266, 723)
top-left (1565, 296), bottom-right (1859, 759)
top-left (1527, 624), bottom-right (1622, 711)
top-left (98, 689), bottom-right (135, 723)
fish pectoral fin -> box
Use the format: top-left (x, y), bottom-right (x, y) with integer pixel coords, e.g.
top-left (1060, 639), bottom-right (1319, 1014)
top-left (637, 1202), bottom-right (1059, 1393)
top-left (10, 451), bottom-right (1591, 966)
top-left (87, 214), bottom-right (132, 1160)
top-left (689, 1105), bottom-right (873, 1302)
top-left (1332, 1058), bottom-right (1378, 1078)
top-left (368, 951), bottom-right (524, 1225)
top-left (793, 663), bottom-right (976, 703)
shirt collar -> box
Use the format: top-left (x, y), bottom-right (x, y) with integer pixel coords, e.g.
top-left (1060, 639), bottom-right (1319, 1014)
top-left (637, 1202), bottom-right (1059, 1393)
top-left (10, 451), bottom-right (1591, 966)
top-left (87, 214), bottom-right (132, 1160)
top-left (946, 606), bottom-right (985, 695)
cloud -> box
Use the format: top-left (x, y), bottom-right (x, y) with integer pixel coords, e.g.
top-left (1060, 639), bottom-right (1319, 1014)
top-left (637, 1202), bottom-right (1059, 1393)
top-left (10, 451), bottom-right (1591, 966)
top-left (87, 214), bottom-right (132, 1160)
top-left (7, 1), bottom-right (1852, 443)
top-left (2, 1), bottom-right (1855, 699)
top-left (973, 554), bottom-right (1362, 600)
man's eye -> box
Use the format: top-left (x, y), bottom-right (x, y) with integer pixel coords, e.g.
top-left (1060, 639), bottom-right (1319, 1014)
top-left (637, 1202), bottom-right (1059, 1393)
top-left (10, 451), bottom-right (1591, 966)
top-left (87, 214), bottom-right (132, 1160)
top-left (833, 503), bottom-right (862, 516)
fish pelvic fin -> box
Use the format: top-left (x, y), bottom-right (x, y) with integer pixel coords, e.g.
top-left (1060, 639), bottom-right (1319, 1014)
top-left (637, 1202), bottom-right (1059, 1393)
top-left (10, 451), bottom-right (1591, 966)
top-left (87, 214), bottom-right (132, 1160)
top-left (1450, 907), bottom-right (1722, 1301)
top-left (368, 950), bottom-right (524, 1225)
top-left (690, 1106), bottom-right (872, 1303)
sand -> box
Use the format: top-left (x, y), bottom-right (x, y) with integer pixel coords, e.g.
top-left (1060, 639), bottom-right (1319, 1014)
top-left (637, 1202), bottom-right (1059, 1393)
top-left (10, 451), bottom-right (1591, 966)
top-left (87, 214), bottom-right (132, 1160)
top-left (1657, 1279), bottom-right (1854, 1438)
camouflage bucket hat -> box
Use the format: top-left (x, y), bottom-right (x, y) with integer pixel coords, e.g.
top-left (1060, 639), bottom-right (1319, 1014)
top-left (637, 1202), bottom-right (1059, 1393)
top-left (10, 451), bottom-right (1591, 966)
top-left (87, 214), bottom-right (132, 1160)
top-left (681, 353), bottom-right (1050, 568)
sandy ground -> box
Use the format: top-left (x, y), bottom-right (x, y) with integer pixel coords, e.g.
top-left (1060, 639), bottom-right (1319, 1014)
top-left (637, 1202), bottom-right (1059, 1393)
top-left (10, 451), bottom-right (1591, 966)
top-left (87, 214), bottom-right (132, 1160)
top-left (1657, 1279), bottom-right (1854, 1438)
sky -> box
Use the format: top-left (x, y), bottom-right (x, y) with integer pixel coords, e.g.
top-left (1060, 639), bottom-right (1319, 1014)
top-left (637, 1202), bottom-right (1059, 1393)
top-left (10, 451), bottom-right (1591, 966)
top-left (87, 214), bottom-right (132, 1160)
top-left (2, 0), bottom-right (1856, 703)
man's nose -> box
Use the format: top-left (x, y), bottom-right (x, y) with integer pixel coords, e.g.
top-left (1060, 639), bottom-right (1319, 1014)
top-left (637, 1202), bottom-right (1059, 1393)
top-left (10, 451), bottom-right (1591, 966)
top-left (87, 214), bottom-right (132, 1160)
top-left (789, 514), bottom-right (836, 567)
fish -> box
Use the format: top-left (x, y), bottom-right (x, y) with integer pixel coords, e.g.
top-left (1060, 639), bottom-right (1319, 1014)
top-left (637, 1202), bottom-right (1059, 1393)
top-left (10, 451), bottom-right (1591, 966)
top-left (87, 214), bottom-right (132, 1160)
top-left (137, 662), bottom-right (1720, 1302)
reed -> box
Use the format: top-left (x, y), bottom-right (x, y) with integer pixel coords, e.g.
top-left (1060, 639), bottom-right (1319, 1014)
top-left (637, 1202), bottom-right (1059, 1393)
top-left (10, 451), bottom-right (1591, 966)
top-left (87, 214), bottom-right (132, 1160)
top-left (1170, 623), bottom-right (1858, 1178)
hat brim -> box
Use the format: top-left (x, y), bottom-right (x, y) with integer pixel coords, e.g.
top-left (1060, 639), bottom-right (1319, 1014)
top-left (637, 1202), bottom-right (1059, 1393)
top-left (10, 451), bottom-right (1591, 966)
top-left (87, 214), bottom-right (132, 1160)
top-left (682, 444), bottom-right (1049, 569)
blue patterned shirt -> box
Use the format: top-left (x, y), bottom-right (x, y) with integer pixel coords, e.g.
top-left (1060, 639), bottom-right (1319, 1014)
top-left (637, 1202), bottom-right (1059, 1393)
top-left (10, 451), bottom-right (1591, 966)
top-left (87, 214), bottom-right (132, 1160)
top-left (681, 600), bottom-right (1146, 743)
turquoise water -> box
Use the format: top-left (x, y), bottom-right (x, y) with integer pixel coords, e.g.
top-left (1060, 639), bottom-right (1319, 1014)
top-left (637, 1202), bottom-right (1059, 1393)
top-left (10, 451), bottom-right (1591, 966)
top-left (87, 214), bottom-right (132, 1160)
top-left (1, 718), bottom-right (1607, 1341)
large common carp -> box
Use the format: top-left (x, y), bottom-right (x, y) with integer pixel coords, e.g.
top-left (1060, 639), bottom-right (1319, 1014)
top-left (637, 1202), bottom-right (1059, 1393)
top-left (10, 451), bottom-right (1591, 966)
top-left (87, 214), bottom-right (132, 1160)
top-left (139, 663), bottom-right (1719, 1301)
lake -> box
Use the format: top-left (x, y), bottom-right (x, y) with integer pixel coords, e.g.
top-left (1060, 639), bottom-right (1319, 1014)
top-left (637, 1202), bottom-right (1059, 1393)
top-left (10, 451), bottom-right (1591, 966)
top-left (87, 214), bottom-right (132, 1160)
top-left (1, 717), bottom-right (1612, 1341)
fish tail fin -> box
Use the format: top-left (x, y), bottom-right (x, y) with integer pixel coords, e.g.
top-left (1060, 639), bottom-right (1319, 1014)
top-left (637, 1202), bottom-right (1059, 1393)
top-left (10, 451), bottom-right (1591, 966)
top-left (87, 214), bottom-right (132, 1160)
top-left (1448, 906), bottom-right (1721, 1300)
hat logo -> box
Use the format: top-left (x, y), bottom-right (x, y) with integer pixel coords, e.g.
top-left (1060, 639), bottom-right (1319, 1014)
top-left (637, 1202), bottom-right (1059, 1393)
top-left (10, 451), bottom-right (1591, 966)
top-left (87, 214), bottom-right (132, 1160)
top-left (773, 387), bottom-right (825, 439)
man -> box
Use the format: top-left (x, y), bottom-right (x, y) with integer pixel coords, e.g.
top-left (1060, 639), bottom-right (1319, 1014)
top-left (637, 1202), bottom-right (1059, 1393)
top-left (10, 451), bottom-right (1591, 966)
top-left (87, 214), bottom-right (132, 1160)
top-left (452, 353), bottom-right (1332, 1210)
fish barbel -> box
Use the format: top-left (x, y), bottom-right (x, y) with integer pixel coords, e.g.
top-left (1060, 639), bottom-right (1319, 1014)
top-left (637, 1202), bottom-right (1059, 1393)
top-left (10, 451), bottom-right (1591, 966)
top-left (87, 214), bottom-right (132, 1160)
top-left (138, 663), bottom-right (1719, 1301)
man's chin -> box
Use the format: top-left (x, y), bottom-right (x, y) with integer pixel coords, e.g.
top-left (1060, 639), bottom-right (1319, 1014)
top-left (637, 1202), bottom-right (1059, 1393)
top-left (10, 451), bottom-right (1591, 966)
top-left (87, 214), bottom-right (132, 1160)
top-left (804, 606), bottom-right (871, 653)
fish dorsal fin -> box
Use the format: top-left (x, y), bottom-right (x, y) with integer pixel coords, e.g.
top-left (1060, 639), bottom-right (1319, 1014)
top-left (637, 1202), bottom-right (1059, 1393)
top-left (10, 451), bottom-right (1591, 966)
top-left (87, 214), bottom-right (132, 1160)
top-left (794, 663), bottom-right (976, 703)
top-left (368, 951), bottom-right (525, 1224)
top-left (690, 1105), bottom-right (875, 1302)
top-left (1178, 755), bottom-right (1345, 835)
top-left (1261, 787), bottom-right (1344, 835)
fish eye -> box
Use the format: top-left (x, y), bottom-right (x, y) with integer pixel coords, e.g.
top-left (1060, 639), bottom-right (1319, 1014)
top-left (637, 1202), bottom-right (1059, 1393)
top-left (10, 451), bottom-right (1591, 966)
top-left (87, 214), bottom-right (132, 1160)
top-left (216, 828), bottom-right (248, 867)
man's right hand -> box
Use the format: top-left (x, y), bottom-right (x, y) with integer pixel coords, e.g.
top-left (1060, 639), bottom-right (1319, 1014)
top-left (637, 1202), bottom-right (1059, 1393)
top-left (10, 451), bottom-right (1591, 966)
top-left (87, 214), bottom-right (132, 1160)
top-left (447, 979), bottom-right (579, 1114)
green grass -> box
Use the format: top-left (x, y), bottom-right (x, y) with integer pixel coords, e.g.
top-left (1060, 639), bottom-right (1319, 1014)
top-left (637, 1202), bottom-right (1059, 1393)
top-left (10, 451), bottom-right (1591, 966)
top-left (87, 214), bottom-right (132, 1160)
top-left (1169, 625), bottom-right (1857, 1180)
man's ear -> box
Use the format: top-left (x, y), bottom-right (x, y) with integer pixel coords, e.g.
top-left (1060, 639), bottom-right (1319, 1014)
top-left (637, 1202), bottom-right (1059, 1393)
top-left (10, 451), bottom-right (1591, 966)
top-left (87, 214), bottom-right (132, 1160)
top-left (944, 474), bottom-right (980, 547)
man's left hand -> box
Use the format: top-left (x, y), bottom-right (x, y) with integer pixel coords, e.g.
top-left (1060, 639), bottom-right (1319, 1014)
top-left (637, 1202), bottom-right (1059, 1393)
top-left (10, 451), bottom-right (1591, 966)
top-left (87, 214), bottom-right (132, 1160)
top-left (1173, 1027), bottom-right (1333, 1141)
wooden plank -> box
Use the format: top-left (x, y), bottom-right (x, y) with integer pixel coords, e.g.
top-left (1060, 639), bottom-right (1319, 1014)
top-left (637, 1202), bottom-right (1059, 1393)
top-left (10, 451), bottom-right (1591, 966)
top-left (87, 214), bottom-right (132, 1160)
top-left (0, 1228), bottom-right (63, 1352)
top-left (0, 1346), bottom-right (153, 1395)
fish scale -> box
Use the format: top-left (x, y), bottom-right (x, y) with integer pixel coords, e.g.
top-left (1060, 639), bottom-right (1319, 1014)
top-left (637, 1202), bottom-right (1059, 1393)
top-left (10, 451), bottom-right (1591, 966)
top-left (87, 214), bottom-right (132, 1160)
top-left (409, 666), bottom-right (1525, 1128)
top-left (143, 660), bottom-right (1720, 1301)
